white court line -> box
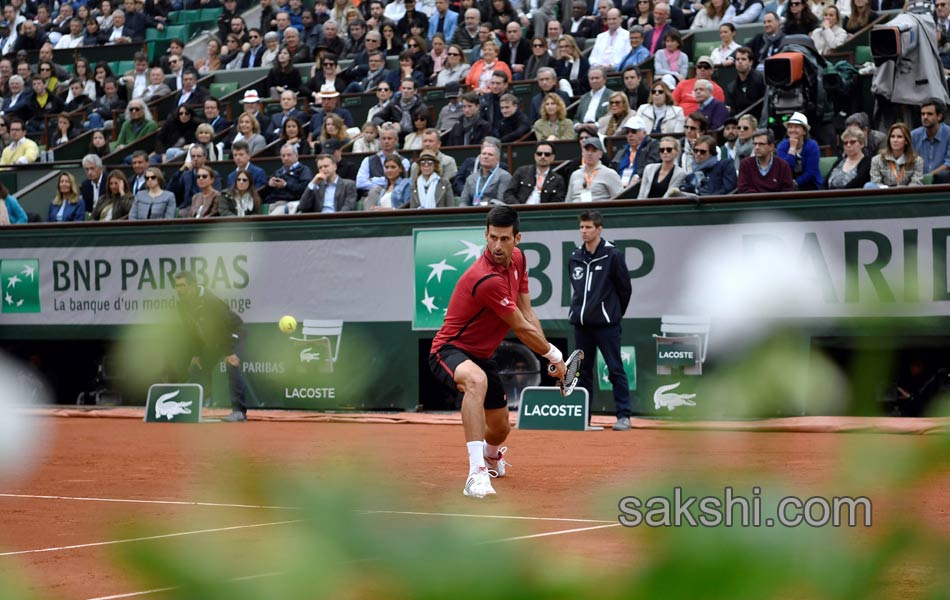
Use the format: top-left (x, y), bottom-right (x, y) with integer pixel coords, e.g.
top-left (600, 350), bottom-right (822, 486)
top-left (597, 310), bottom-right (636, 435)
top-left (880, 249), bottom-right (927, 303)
top-left (86, 572), bottom-right (288, 600)
top-left (483, 522), bottom-right (622, 543)
top-left (0, 493), bottom-right (297, 511)
top-left (361, 510), bottom-right (614, 524)
top-left (0, 519), bottom-right (305, 557)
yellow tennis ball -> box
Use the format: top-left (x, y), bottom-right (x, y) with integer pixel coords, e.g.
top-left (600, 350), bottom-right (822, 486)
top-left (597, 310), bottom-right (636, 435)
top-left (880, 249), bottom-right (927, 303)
top-left (278, 315), bottom-right (297, 334)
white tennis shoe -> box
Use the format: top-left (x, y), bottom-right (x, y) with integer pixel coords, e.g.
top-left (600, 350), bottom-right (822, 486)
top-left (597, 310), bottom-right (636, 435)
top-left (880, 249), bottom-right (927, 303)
top-left (463, 467), bottom-right (496, 498)
top-left (484, 446), bottom-right (508, 478)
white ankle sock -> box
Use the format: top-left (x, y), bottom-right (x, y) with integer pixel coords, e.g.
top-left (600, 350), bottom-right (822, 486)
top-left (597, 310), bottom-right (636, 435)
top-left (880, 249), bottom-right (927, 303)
top-left (467, 441), bottom-right (486, 473)
top-left (485, 442), bottom-right (499, 459)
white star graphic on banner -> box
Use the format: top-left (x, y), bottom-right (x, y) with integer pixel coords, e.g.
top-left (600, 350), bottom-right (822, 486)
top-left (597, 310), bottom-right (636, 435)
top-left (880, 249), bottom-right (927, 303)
top-left (4, 293), bottom-right (11, 305)
top-left (421, 288), bottom-right (438, 313)
top-left (453, 240), bottom-right (483, 262)
top-left (20, 264), bottom-right (35, 280)
top-left (16, 299), bottom-right (22, 307)
top-left (6, 275), bottom-right (19, 289)
top-left (426, 259), bottom-right (457, 283)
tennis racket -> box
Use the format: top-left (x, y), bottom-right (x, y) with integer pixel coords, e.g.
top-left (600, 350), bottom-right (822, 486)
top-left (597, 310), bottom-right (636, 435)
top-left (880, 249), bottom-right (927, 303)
top-left (548, 349), bottom-right (584, 397)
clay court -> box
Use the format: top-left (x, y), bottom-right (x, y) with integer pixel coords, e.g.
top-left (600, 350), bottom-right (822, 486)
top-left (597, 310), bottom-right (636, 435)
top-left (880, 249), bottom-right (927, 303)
top-left (1, 410), bottom-right (948, 599)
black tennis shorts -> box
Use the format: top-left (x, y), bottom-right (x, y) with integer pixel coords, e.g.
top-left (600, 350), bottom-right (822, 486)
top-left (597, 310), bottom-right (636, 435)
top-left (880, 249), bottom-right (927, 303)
top-left (428, 344), bottom-right (508, 410)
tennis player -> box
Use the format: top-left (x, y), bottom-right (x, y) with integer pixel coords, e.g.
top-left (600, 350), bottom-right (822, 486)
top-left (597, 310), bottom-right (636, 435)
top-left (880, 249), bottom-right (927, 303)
top-left (429, 205), bottom-right (567, 499)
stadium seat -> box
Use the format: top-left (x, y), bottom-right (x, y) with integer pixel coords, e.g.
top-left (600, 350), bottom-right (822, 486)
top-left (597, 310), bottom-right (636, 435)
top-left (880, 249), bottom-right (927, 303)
top-left (693, 41), bottom-right (718, 60)
top-left (146, 28), bottom-right (161, 41)
top-left (162, 24), bottom-right (190, 40)
top-left (200, 7), bottom-right (224, 22)
top-left (210, 81), bottom-right (238, 97)
top-left (168, 9), bottom-right (203, 25)
top-left (819, 156), bottom-right (837, 178)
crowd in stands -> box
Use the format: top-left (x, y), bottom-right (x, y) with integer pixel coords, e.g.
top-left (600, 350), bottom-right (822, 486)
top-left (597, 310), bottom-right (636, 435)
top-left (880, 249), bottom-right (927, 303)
top-left (0, 0), bottom-right (948, 225)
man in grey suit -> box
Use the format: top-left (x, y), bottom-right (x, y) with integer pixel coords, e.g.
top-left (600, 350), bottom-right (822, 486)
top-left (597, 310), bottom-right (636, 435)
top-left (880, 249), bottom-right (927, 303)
top-left (297, 154), bottom-right (358, 213)
top-left (574, 67), bottom-right (614, 124)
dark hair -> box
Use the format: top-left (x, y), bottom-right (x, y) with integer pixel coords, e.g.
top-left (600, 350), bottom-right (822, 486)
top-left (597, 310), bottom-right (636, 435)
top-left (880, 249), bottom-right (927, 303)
top-left (719, 22), bottom-right (736, 32)
top-left (535, 141), bottom-right (554, 155)
top-left (491, 69), bottom-right (509, 83)
top-left (131, 149), bottom-right (148, 160)
top-left (686, 111), bottom-right (709, 132)
top-left (174, 271), bottom-right (197, 285)
top-left (460, 91), bottom-right (480, 105)
top-left (578, 210), bottom-right (603, 228)
top-left (922, 99), bottom-right (946, 116)
top-left (752, 128), bottom-right (775, 145)
top-left (734, 46), bottom-right (753, 61)
top-left (204, 96), bottom-right (221, 110)
top-left (694, 134), bottom-right (717, 154)
top-left (486, 204), bottom-right (519, 234)
top-left (231, 140), bottom-right (250, 153)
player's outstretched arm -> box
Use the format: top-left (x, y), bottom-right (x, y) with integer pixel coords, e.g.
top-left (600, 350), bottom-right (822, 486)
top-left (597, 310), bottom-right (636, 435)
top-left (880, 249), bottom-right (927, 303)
top-left (499, 301), bottom-right (567, 380)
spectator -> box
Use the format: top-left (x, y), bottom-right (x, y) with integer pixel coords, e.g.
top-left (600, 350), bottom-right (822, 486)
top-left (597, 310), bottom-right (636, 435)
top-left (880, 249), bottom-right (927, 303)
top-left (381, 21), bottom-right (405, 56)
top-left (692, 0), bottom-right (729, 30)
top-left (528, 67), bottom-right (571, 122)
top-left (176, 69), bottom-right (209, 108)
top-left (91, 170), bottom-right (134, 221)
top-left (598, 91), bottom-right (632, 137)
top-left (308, 88), bottom-right (354, 135)
top-left (114, 100), bottom-right (157, 151)
top-left (524, 36), bottom-right (555, 81)
top-left (499, 22), bottom-right (530, 80)
top-left (141, 67), bottom-right (171, 103)
top-left (823, 127), bottom-right (872, 190)
top-left (637, 80), bottom-right (684, 134)
top-left (776, 112), bottom-right (823, 190)
top-left (297, 153), bottom-right (358, 213)
top-left (748, 11), bottom-right (784, 69)
top-left (64, 79), bottom-right (92, 113)
top-left (711, 23), bottom-right (740, 67)
top-left (810, 5), bottom-right (846, 54)
top-left (84, 76), bottom-right (125, 131)
top-left (654, 29), bottom-right (689, 80)
top-left (843, 0), bottom-right (877, 36)
top-left (555, 34), bottom-right (591, 96)
top-left (733, 114), bottom-right (757, 168)
top-left (444, 92), bottom-right (492, 147)
top-left (154, 104), bottom-right (199, 163)
top-left (497, 93), bottom-right (532, 143)
top-left (844, 111), bottom-right (885, 158)
top-left (226, 140), bottom-right (268, 188)
top-left (356, 124), bottom-right (411, 194)
top-left (0, 118), bottom-right (38, 165)
top-left (504, 141), bottom-right (567, 204)
top-left (643, 2), bottom-right (677, 55)
top-left (672, 57), bottom-right (725, 115)
top-left (639, 136), bottom-right (686, 197)
top-left (533, 92), bottom-right (574, 141)
top-left (353, 122), bottom-right (380, 154)
top-left (260, 31), bottom-right (281, 67)
top-left (83, 16), bottom-right (108, 46)
top-left (122, 52), bottom-right (150, 100)
top-left (197, 37), bottom-right (224, 75)
top-left (564, 0), bottom-right (596, 44)
top-left (0, 182), bottom-right (27, 224)
top-left (51, 114), bottom-right (80, 147)
top-left (71, 57), bottom-right (97, 101)
top-left (676, 134), bottom-right (738, 195)
top-left (265, 144), bottom-right (313, 207)
top-left (726, 47), bottom-right (766, 116)
top-left (867, 122), bottom-right (923, 188)
top-left (694, 79), bottom-right (729, 129)
top-left (282, 27), bottom-right (311, 63)
top-left (720, 116), bottom-right (740, 162)
top-left (221, 170), bottom-right (263, 217)
top-left (738, 128), bottom-right (794, 193)
top-left (267, 89), bottom-right (307, 141)
top-left (409, 128), bottom-right (459, 181)
top-left (373, 77), bottom-right (428, 137)
top-left (23, 76), bottom-right (61, 132)
top-left (465, 41), bottom-right (511, 93)
top-left (130, 167), bottom-right (177, 219)
top-left (128, 150), bottom-right (149, 195)
top-left (203, 98), bottom-right (232, 135)
top-left (231, 112), bottom-right (267, 156)
top-left (429, 0), bottom-right (459, 41)
top-left (450, 8), bottom-right (481, 50)
top-left (589, 8), bottom-right (630, 72)
top-left (626, 0), bottom-right (655, 32)
top-left (181, 165), bottom-right (224, 218)
top-left (408, 151), bottom-right (454, 208)
top-left (306, 54), bottom-right (347, 102)
top-left (783, 0), bottom-right (818, 35)
top-left (262, 46), bottom-right (302, 102)
top-left (616, 26), bottom-right (650, 73)
top-left (911, 101), bottom-right (950, 185)
top-left (79, 154), bottom-right (108, 213)
top-left (436, 43), bottom-right (471, 86)
top-left (436, 82), bottom-right (465, 131)
top-left (186, 124), bottom-right (225, 164)
top-left (56, 17), bottom-right (86, 48)
top-left (487, 0), bottom-right (518, 40)
top-left (460, 137), bottom-right (512, 206)
top-left (722, 0), bottom-right (764, 24)
top-left (48, 172), bottom-right (86, 223)
top-left (402, 108), bottom-right (431, 150)
top-left (87, 130), bottom-right (112, 158)
top-left (365, 155), bottom-right (412, 209)
top-left (576, 67), bottom-right (614, 124)
top-left (610, 115), bottom-right (660, 190)
top-left (479, 70), bottom-right (510, 137)
top-left (279, 117), bottom-right (306, 155)
top-left (567, 137), bottom-right (623, 201)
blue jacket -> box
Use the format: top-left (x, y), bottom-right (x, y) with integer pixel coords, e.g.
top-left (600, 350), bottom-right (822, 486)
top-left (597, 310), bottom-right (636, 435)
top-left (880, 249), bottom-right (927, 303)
top-left (428, 9), bottom-right (459, 40)
top-left (48, 199), bottom-right (85, 223)
top-left (776, 137), bottom-right (823, 190)
top-left (391, 177), bottom-right (411, 209)
top-left (4, 195), bottom-right (27, 223)
top-left (681, 156), bottom-right (738, 196)
top-left (226, 163), bottom-right (268, 189)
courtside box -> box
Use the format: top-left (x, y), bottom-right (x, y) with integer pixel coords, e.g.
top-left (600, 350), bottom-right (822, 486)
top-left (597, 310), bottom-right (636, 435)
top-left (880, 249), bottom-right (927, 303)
top-left (145, 383), bottom-right (203, 423)
top-left (517, 386), bottom-right (589, 431)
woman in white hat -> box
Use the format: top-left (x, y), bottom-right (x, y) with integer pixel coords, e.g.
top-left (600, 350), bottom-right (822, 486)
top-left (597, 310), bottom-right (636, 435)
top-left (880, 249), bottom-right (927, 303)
top-left (776, 111), bottom-right (823, 190)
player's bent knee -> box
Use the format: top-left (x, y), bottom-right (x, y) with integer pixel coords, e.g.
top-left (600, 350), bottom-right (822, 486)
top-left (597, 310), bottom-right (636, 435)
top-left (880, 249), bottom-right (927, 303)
top-left (454, 361), bottom-right (488, 394)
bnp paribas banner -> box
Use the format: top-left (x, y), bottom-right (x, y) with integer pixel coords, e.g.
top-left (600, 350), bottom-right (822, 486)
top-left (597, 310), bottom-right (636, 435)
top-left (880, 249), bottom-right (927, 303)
top-left (4, 216), bottom-right (950, 328)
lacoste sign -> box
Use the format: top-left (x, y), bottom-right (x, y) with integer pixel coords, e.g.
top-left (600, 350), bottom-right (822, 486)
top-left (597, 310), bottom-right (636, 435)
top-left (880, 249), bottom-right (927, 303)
top-left (145, 384), bottom-right (203, 423)
top-left (517, 386), bottom-right (589, 431)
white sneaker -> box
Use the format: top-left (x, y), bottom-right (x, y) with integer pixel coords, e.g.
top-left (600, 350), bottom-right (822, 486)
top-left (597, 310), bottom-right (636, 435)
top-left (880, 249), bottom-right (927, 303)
top-left (463, 467), bottom-right (496, 498)
top-left (484, 446), bottom-right (509, 478)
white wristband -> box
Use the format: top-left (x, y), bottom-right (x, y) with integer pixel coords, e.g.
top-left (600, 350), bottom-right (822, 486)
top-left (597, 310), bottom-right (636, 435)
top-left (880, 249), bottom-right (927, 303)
top-left (543, 344), bottom-right (562, 364)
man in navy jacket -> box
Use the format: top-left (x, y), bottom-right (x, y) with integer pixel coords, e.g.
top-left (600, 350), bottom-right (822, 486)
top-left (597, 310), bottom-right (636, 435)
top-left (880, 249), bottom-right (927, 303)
top-left (568, 210), bottom-right (634, 430)
top-left (678, 135), bottom-right (738, 196)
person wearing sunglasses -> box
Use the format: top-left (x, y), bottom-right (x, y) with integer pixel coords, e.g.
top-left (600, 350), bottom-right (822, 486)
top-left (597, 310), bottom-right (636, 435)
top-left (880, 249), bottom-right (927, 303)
top-left (733, 114), bottom-right (758, 168)
top-left (671, 57), bottom-right (725, 117)
top-left (636, 81), bottom-right (685, 134)
top-left (822, 127), bottom-right (872, 190)
top-left (567, 137), bottom-right (623, 202)
top-left (504, 141), bottom-right (566, 205)
top-left (114, 100), bottom-right (157, 151)
top-left (639, 136), bottom-right (686, 198)
top-left (182, 166), bottom-right (224, 219)
top-left (782, 0), bottom-right (818, 35)
top-left (129, 168), bottom-right (176, 220)
top-left (674, 134), bottom-right (738, 197)
top-left (609, 116), bottom-right (658, 191)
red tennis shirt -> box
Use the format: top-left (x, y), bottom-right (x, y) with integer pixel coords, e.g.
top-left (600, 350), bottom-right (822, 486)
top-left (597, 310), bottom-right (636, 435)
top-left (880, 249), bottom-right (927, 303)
top-left (430, 247), bottom-right (530, 359)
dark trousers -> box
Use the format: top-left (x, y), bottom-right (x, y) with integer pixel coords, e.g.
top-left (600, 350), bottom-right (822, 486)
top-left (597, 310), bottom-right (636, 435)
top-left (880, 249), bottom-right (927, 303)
top-left (189, 333), bottom-right (247, 414)
top-left (574, 324), bottom-right (632, 419)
